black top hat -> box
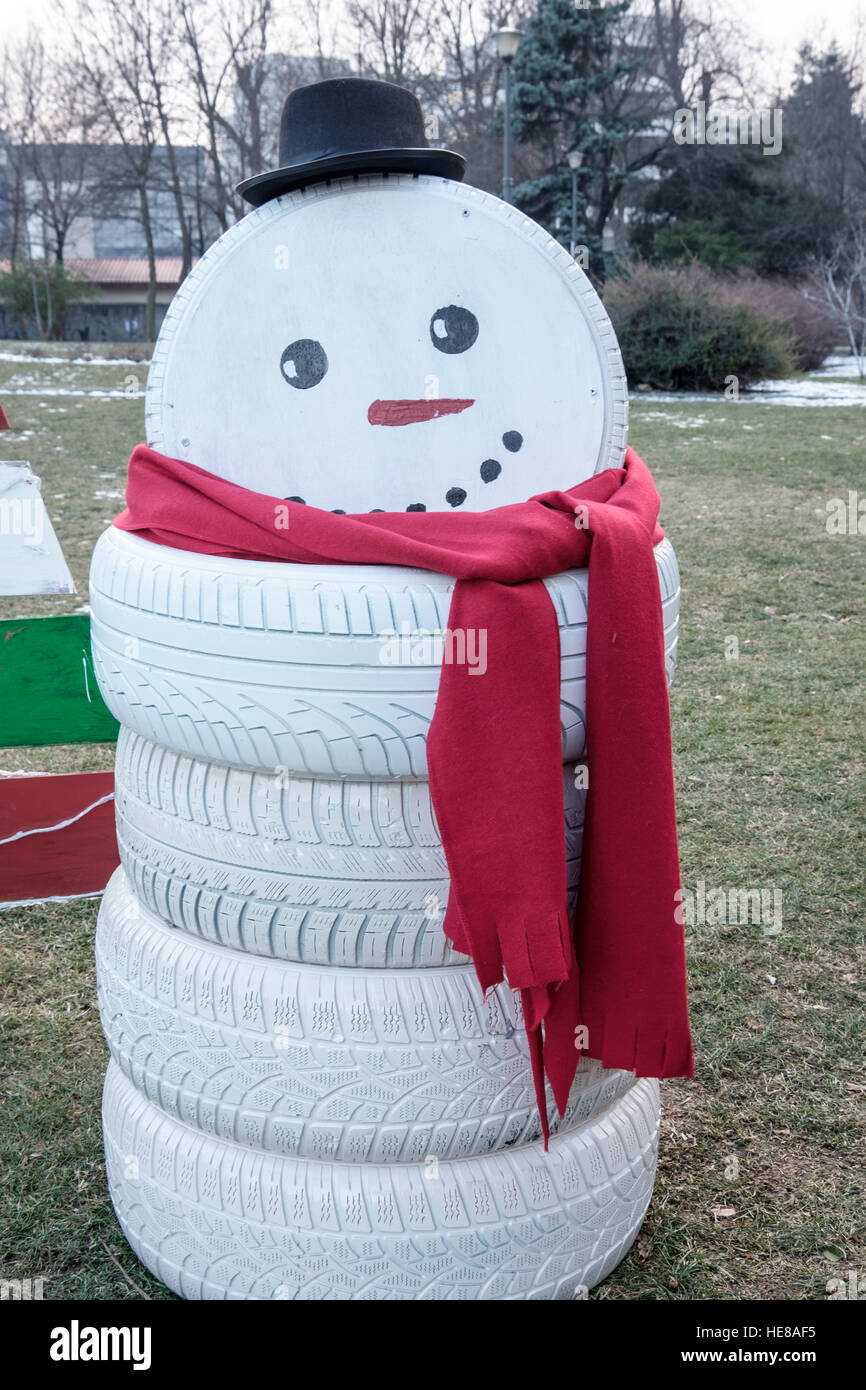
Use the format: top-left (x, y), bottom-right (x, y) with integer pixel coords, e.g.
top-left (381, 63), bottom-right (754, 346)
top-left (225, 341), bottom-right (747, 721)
top-left (237, 77), bottom-right (466, 207)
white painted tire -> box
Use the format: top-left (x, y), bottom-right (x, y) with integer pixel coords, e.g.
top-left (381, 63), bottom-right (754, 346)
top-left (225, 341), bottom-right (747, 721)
top-left (90, 529), bottom-right (679, 779)
top-left (145, 175), bottom-right (629, 515)
top-left (113, 728), bottom-right (585, 968)
top-left (96, 869), bottom-right (635, 1163)
top-left (103, 1059), bottom-right (659, 1299)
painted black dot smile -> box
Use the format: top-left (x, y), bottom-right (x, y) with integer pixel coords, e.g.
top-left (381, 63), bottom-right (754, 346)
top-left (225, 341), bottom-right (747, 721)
top-left (445, 432), bottom-right (521, 506)
top-left (278, 311), bottom-right (525, 512)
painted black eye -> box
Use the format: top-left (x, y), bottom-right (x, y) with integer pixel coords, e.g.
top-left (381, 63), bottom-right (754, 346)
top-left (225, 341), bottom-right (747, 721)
top-left (280, 339), bottom-right (328, 389)
top-left (430, 305), bottom-right (478, 355)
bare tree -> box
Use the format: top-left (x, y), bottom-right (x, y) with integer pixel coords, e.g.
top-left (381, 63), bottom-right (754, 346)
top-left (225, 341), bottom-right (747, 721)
top-left (813, 218), bottom-right (866, 377)
top-left (178, 0), bottom-right (266, 231)
top-left (644, 0), bottom-right (754, 112)
top-left (0, 30), bottom-right (107, 337)
top-left (297, 0), bottom-right (348, 79)
top-left (0, 32), bottom-right (100, 265)
top-left (0, 40), bottom-right (36, 266)
top-left (348, 0), bottom-right (437, 87)
top-left (178, 0), bottom-right (298, 231)
top-left (428, 1), bottom-right (529, 189)
top-left (64, 0), bottom-right (165, 339)
top-left (587, 0), bottom-right (760, 251)
top-left (133, 0), bottom-right (196, 280)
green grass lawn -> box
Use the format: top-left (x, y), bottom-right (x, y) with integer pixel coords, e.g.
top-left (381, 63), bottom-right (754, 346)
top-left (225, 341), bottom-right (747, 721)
top-left (0, 354), bottom-right (863, 1300)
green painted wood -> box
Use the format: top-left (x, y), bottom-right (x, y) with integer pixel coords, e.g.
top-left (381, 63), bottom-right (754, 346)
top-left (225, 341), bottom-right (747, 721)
top-left (0, 615), bottom-right (119, 746)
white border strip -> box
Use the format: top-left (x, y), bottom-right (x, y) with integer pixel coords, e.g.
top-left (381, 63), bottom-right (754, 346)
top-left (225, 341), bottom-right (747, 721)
top-left (0, 792), bottom-right (114, 846)
top-left (0, 890), bottom-right (105, 910)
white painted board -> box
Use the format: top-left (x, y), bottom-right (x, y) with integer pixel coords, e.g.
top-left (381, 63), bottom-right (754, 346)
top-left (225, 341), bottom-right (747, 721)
top-left (0, 462), bottom-right (75, 596)
top-left (147, 175), bottom-right (628, 514)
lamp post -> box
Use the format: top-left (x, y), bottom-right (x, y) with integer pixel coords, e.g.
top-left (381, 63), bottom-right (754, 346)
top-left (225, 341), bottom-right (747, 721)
top-left (492, 27), bottom-right (523, 204)
top-left (567, 148), bottom-right (584, 259)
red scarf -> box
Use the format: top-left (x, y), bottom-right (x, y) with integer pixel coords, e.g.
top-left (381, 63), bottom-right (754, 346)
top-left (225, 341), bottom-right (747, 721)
top-left (115, 444), bottom-right (694, 1142)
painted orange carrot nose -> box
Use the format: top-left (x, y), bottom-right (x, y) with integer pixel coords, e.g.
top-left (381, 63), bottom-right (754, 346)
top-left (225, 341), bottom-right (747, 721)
top-left (368, 398), bottom-right (474, 426)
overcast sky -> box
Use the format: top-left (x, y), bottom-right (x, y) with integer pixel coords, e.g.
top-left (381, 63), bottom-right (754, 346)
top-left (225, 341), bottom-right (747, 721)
top-left (735, 0), bottom-right (864, 94)
top-left (3, 0), bottom-right (865, 95)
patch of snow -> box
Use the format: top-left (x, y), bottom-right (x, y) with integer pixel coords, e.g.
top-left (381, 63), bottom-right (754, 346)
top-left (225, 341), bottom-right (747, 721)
top-left (0, 387), bottom-right (144, 398)
top-left (812, 355), bottom-right (866, 380)
top-left (751, 377), bottom-right (866, 404)
top-left (632, 380), bottom-right (866, 406)
top-left (0, 350), bottom-right (149, 366)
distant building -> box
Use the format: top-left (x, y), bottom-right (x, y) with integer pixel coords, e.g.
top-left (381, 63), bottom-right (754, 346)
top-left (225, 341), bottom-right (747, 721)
top-left (0, 58), bottom-right (356, 339)
top-left (63, 258), bottom-right (194, 340)
top-left (0, 256), bottom-right (194, 340)
top-left (0, 139), bottom-right (215, 339)
top-left (0, 142), bottom-right (211, 263)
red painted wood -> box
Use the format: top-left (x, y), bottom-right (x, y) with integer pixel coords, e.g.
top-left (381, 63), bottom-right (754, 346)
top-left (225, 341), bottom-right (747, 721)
top-left (0, 772), bottom-right (118, 902)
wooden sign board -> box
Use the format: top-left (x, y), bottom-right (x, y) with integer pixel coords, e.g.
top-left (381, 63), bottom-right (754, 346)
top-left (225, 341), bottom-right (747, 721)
top-left (0, 615), bottom-right (119, 747)
top-left (0, 462), bottom-right (75, 596)
top-left (0, 771), bottom-right (117, 904)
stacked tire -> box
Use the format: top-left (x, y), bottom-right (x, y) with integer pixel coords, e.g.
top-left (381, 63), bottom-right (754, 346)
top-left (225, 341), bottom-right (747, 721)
top-left (89, 525), bottom-right (680, 1300)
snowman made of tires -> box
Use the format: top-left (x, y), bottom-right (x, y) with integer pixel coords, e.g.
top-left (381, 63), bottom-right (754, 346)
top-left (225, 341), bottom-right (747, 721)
top-left (90, 78), bottom-right (679, 1300)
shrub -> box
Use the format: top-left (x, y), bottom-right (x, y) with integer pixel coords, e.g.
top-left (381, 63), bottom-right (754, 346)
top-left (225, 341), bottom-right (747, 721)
top-left (649, 219), bottom-right (757, 272)
top-left (0, 260), bottom-right (98, 341)
top-left (603, 261), bottom-right (797, 391)
top-left (715, 270), bottom-right (840, 372)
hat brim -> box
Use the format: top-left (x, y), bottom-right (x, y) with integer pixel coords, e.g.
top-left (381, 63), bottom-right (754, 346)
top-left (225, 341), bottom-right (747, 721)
top-left (237, 147), bottom-right (466, 207)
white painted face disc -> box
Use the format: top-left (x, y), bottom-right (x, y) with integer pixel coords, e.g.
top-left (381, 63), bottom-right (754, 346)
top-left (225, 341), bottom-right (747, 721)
top-left (146, 175), bottom-right (628, 514)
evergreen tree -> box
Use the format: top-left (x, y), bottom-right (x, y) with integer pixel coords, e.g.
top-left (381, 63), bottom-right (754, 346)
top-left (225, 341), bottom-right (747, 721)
top-left (629, 42), bottom-right (866, 276)
top-left (783, 44), bottom-right (866, 216)
top-left (508, 0), bottom-right (644, 269)
top-left (628, 142), bottom-right (834, 276)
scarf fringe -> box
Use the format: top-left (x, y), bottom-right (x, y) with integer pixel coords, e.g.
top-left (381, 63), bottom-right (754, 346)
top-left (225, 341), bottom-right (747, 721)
top-left (526, 1023), bottom-right (550, 1150)
top-left (578, 1015), bottom-right (696, 1081)
top-left (448, 910), bottom-right (572, 1002)
top-left (529, 1012), bottom-right (696, 1155)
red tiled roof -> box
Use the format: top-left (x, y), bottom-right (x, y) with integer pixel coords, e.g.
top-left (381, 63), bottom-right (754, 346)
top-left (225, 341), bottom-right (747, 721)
top-left (66, 258), bottom-right (196, 286)
top-left (0, 258), bottom-right (196, 286)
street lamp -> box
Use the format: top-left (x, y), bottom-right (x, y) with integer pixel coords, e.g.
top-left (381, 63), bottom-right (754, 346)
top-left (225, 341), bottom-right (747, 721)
top-left (492, 27), bottom-right (523, 204)
top-left (567, 148), bottom-right (584, 259)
